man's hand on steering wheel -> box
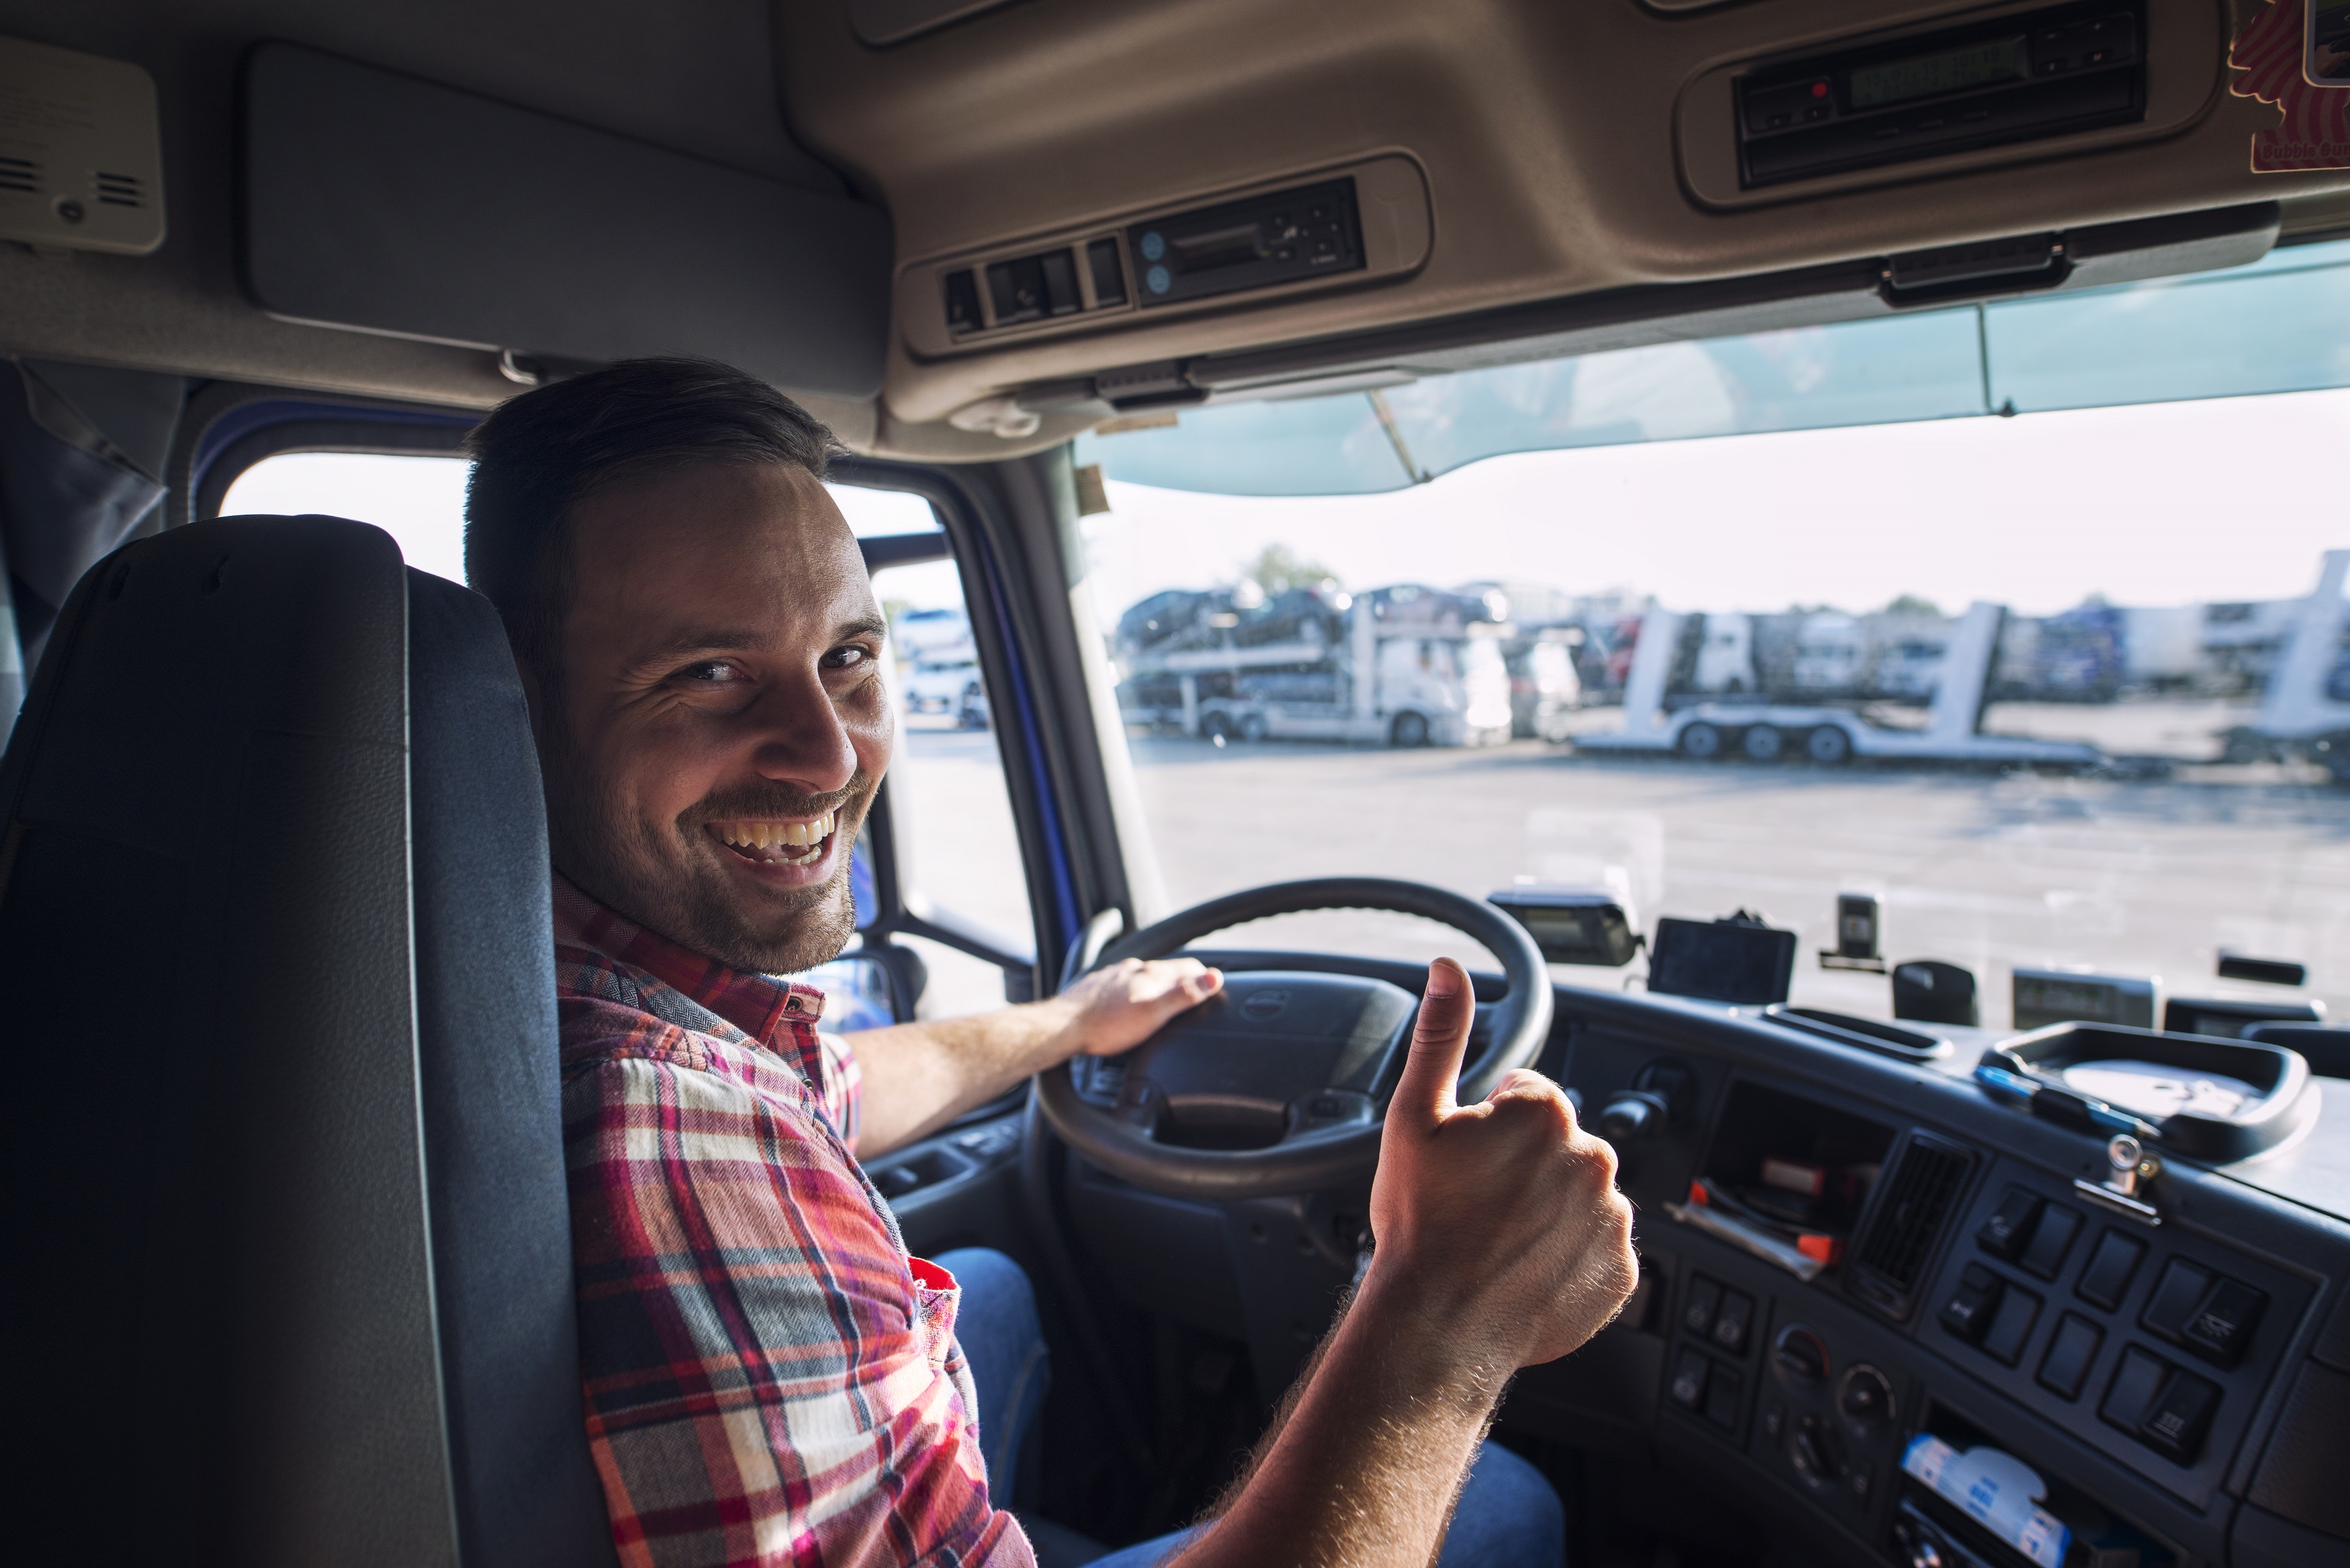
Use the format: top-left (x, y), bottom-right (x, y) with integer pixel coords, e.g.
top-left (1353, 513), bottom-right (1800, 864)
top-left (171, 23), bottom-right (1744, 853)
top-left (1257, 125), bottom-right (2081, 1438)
top-left (1364, 957), bottom-right (1639, 1371)
top-left (1054, 956), bottom-right (1225, 1057)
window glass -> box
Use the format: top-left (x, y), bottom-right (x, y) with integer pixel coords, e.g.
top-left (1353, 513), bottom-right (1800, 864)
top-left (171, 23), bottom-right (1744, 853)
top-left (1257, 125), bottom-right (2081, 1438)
top-left (1075, 255), bottom-right (2350, 1030)
top-left (220, 451), bottom-right (1031, 1020)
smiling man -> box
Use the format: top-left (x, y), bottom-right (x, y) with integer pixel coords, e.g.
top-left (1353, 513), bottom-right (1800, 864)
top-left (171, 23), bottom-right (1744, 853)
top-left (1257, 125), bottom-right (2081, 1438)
top-left (462, 358), bottom-right (1635, 1568)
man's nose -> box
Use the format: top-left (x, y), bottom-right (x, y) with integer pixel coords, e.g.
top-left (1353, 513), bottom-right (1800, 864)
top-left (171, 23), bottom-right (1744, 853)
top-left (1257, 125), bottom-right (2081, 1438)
top-left (746, 675), bottom-right (859, 794)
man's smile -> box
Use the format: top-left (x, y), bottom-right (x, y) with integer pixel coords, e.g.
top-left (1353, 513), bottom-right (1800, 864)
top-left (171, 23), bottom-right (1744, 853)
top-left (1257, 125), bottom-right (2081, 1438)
top-left (706, 808), bottom-right (840, 875)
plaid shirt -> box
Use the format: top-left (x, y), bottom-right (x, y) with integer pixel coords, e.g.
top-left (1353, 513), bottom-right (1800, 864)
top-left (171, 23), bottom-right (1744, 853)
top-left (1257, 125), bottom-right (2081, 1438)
top-left (554, 877), bottom-right (1034, 1568)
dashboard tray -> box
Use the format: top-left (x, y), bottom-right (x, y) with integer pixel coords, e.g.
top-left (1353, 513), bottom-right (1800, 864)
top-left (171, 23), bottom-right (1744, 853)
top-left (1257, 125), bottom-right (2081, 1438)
top-left (1985, 1022), bottom-right (2316, 1162)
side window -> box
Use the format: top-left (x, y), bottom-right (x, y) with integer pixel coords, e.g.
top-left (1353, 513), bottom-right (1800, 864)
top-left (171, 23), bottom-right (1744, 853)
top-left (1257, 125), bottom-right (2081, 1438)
top-left (218, 452), bottom-right (1035, 1023)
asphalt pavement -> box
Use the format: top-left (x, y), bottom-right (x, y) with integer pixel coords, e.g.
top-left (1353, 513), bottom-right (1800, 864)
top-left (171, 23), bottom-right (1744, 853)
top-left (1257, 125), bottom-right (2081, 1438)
top-left (888, 720), bottom-right (2350, 1031)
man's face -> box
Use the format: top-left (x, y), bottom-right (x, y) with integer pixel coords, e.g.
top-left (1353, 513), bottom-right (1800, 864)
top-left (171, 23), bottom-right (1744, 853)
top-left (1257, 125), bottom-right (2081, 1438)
top-left (538, 461), bottom-right (893, 974)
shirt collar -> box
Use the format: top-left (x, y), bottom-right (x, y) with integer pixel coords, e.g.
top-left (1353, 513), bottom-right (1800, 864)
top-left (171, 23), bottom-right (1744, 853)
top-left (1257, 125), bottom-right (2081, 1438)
top-left (551, 873), bottom-right (828, 1050)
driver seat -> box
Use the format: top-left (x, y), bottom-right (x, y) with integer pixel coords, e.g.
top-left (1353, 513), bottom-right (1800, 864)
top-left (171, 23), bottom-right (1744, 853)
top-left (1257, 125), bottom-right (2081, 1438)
top-left (0, 516), bottom-right (617, 1568)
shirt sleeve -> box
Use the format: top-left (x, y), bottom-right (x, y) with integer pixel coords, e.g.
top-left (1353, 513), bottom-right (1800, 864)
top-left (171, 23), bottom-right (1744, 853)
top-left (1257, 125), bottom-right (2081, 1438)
top-left (565, 1053), bottom-right (1030, 1568)
top-left (816, 1028), bottom-right (863, 1156)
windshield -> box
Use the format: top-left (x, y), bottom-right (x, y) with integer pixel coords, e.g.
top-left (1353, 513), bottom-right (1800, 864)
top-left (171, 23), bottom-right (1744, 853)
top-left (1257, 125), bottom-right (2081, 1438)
top-left (1075, 239), bottom-right (2350, 1030)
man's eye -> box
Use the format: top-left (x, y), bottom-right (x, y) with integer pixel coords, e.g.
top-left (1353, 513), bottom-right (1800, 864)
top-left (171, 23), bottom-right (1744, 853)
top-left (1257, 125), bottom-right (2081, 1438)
top-left (675, 660), bottom-right (748, 684)
top-left (823, 646), bottom-right (874, 670)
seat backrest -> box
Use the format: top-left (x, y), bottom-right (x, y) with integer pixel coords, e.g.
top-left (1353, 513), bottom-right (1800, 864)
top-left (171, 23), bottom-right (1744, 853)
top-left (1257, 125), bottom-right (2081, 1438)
top-left (0, 516), bottom-right (615, 1568)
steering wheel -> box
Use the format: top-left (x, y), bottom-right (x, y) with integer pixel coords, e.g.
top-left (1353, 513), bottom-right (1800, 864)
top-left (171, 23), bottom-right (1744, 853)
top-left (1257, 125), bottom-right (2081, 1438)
top-left (1035, 877), bottom-right (1553, 1199)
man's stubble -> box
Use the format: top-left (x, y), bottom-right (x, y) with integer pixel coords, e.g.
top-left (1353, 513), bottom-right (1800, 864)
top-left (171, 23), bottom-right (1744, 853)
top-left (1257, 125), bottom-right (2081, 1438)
top-left (538, 702), bottom-right (872, 976)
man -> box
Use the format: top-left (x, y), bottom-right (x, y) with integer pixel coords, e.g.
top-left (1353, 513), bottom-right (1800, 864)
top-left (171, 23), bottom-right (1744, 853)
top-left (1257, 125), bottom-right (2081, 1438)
top-left (463, 358), bottom-right (1638, 1568)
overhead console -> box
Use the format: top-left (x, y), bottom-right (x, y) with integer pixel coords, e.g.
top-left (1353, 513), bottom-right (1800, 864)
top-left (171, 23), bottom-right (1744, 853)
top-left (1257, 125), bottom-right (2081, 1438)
top-left (896, 155), bottom-right (1431, 361)
top-left (1679, 0), bottom-right (2226, 209)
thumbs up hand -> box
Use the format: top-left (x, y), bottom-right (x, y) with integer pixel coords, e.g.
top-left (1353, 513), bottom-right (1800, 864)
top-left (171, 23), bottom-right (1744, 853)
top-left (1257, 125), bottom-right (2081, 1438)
top-left (1363, 958), bottom-right (1639, 1371)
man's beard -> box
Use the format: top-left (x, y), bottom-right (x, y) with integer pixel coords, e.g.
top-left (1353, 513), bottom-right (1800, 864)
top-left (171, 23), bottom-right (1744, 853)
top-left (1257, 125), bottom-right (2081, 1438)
top-left (541, 721), bottom-right (872, 976)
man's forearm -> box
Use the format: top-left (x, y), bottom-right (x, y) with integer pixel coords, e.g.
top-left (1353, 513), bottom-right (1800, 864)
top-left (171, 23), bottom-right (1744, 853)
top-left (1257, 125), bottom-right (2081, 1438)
top-left (848, 1000), bottom-right (1082, 1156)
top-left (1170, 1274), bottom-right (1505, 1568)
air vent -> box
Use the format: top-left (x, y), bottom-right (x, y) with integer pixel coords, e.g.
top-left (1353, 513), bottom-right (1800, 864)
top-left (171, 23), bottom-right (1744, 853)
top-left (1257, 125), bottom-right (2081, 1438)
top-left (95, 171), bottom-right (141, 207)
top-left (0, 155), bottom-right (37, 194)
top-left (1850, 1133), bottom-right (1975, 1316)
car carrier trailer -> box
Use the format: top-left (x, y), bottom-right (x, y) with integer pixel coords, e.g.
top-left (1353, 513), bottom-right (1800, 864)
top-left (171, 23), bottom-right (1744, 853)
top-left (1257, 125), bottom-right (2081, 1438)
top-left (1573, 601), bottom-right (2102, 766)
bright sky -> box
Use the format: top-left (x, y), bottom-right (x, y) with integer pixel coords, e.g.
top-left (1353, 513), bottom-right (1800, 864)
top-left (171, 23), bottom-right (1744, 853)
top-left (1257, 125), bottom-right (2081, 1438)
top-left (222, 383), bottom-right (2350, 624)
top-left (1080, 386), bottom-right (2350, 621)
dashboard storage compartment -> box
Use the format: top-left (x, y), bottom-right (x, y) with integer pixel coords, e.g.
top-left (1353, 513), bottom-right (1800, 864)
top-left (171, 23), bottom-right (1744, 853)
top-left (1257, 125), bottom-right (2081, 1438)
top-left (1899, 1405), bottom-right (2174, 1568)
top-left (1986, 1023), bottom-right (2317, 1160)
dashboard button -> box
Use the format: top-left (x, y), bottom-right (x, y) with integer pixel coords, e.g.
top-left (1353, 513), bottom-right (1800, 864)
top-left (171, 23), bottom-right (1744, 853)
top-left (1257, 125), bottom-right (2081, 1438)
top-left (1713, 1289), bottom-right (1755, 1355)
top-left (2076, 1229), bottom-right (2145, 1309)
top-left (2139, 1366), bottom-right (2220, 1463)
top-left (1670, 1347), bottom-right (1711, 1410)
top-left (2142, 1258), bottom-right (2217, 1341)
top-left (1684, 1275), bottom-right (1722, 1338)
top-left (1762, 1398), bottom-right (1787, 1441)
top-left (2181, 1278), bottom-right (2266, 1368)
top-left (2100, 1345), bottom-right (2171, 1435)
top-left (1983, 1281), bottom-right (2042, 1366)
top-left (1704, 1365), bottom-right (1743, 1429)
top-left (1940, 1263), bottom-right (2004, 1344)
top-left (1979, 1186), bottom-right (2042, 1260)
top-left (2017, 1204), bottom-right (2081, 1280)
top-left (2037, 1313), bottom-right (2104, 1400)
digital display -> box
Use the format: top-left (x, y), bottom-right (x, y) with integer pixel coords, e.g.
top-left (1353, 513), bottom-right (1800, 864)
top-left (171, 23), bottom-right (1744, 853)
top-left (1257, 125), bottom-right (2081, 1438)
top-left (1849, 38), bottom-right (2024, 109)
top-left (1648, 917), bottom-right (1796, 1006)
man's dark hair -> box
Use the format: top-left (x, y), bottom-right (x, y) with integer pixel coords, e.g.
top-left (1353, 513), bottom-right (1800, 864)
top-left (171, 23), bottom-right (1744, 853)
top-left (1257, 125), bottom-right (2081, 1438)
top-left (463, 356), bottom-right (841, 684)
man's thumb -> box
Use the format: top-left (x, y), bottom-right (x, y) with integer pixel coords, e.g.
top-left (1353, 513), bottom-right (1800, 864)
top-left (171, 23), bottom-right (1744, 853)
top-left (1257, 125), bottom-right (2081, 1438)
top-left (1389, 958), bottom-right (1474, 1127)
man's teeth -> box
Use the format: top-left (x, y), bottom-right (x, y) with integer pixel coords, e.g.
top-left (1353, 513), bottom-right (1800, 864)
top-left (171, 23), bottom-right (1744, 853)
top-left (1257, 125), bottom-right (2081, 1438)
top-left (716, 810), bottom-right (837, 850)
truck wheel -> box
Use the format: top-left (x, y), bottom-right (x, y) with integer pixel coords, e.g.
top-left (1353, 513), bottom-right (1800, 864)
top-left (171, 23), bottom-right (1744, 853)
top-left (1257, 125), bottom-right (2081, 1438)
top-left (959, 682), bottom-right (988, 730)
top-left (1201, 712), bottom-right (1234, 743)
top-left (1238, 713), bottom-right (1268, 743)
top-left (1805, 725), bottom-right (1853, 765)
top-left (1390, 712), bottom-right (1430, 748)
top-left (1742, 725), bottom-right (1784, 762)
top-left (1679, 721), bottom-right (1723, 760)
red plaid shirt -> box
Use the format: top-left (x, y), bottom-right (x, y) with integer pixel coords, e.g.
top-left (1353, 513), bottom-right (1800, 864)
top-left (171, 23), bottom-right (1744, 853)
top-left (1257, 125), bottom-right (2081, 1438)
top-left (554, 877), bottom-right (1034, 1568)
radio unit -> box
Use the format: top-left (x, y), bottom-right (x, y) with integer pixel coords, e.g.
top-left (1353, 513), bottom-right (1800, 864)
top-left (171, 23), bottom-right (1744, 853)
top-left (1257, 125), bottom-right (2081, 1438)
top-left (1128, 177), bottom-right (1363, 308)
top-left (1736, 1), bottom-right (2146, 188)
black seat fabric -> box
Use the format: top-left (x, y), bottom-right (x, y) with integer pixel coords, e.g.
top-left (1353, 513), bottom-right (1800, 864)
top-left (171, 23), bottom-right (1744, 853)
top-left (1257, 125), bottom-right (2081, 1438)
top-left (0, 516), bottom-right (614, 1568)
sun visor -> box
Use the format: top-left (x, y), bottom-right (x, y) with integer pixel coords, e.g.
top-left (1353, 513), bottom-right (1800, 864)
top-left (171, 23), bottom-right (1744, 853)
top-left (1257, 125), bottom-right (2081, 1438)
top-left (238, 42), bottom-right (893, 399)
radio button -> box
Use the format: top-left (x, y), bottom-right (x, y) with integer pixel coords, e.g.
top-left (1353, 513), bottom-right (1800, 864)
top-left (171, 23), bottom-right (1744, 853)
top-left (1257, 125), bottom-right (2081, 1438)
top-left (2141, 1258), bottom-right (2216, 1341)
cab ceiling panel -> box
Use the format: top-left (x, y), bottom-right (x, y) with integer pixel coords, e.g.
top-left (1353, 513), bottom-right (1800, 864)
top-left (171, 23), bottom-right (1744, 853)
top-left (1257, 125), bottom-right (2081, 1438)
top-left (773, 0), bottom-right (2350, 428)
top-left (241, 43), bottom-right (892, 398)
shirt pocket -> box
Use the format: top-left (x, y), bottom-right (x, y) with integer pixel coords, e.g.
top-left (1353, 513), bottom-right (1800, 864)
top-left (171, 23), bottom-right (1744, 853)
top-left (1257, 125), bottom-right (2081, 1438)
top-left (907, 1256), bottom-right (961, 1370)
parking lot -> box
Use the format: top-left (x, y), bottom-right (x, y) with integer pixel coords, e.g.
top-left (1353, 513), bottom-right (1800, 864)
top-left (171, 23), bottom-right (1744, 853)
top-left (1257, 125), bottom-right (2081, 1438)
top-left (893, 721), bottom-right (2350, 1030)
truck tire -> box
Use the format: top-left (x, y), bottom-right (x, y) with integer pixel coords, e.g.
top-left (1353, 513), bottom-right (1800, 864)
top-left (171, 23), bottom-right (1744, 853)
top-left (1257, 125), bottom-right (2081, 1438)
top-left (1201, 712), bottom-right (1234, 742)
top-left (1679, 721), bottom-right (1723, 759)
top-left (1238, 713), bottom-right (1268, 743)
top-left (1743, 725), bottom-right (1784, 762)
top-left (1390, 712), bottom-right (1430, 748)
top-left (1805, 725), bottom-right (1853, 765)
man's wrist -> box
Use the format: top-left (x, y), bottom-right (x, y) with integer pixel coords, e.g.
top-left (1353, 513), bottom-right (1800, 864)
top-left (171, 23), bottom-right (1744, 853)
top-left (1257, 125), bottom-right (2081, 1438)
top-left (1340, 1269), bottom-right (1519, 1419)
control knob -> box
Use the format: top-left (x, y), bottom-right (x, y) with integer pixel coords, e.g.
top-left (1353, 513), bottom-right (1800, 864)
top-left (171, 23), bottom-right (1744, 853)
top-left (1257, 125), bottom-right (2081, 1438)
top-left (1593, 1060), bottom-right (1696, 1143)
top-left (1773, 1325), bottom-right (1828, 1383)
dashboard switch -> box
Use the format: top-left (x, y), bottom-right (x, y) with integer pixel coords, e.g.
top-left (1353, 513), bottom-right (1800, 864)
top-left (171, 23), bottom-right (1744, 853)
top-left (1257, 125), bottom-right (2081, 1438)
top-left (1704, 1365), bottom-right (1743, 1429)
top-left (2141, 1258), bottom-right (2217, 1341)
top-left (1978, 1186), bottom-right (2042, 1260)
top-left (1670, 1348), bottom-right (1711, 1410)
top-left (2181, 1278), bottom-right (2266, 1369)
top-left (1940, 1263), bottom-right (2005, 1344)
top-left (2076, 1229), bottom-right (2145, 1309)
top-left (2138, 1366), bottom-right (2220, 1463)
top-left (2037, 1313), bottom-right (2104, 1401)
top-left (2017, 1203), bottom-right (2081, 1280)
top-left (1683, 1275), bottom-right (1722, 1338)
top-left (1774, 1324), bottom-right (1827, 1382)
top-left (1713, 1289), bottom-right (1755, 1355)
top-left (1982, 1281), bottom-right (2042, 1366)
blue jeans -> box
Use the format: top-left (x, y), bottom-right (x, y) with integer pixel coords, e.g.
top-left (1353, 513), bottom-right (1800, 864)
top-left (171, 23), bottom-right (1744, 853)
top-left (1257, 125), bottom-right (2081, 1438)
top-left (940, 1247), bottom-right (1565, 1568)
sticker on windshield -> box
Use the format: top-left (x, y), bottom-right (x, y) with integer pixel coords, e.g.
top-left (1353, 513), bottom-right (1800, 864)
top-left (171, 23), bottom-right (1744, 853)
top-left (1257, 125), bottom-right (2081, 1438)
top-left (2231, 0), bottom-right (2350, 171)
